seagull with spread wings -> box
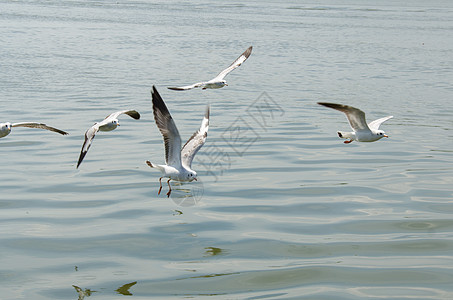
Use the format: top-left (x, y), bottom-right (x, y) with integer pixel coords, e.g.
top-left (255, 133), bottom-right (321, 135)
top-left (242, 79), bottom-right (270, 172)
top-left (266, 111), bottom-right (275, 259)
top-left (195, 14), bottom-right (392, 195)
top-left (77, 110), bottom-right (140, 168)
top-left (317, 102), bottom-right (393, 143)
top-left (146, 86), bottom-right (209, 197)
top-left (167, 46), bottom-right (252, 91)
top-left (0, 122), bottom-right (67, 138)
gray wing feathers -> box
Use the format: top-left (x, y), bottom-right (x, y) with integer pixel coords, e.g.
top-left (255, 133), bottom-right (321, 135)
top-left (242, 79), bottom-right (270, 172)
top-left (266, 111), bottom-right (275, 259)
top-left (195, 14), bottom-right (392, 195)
top-left (122, 110), bottom-right (140, 120)
top-left (181, 105), bottom-right (210, 169)
top-left (77, 125), bottom-right (99, 168)
top-left (214, 46), bottom-right (253, 80)
top-left (109, 110), bottom-right (140, 121)
top-left (317, 102), bottom-right (369, 131)
top-left (167, 82), bottom-right (205, 91)
top-left (11, 122), bottom-right (68, 135)
top-left (151, 86), bottom-right (182, 167)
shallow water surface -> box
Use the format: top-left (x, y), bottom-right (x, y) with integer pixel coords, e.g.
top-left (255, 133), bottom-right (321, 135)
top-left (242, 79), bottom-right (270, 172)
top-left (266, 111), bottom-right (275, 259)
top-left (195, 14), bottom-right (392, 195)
top-left (0, 0), bottom-right (452, 299)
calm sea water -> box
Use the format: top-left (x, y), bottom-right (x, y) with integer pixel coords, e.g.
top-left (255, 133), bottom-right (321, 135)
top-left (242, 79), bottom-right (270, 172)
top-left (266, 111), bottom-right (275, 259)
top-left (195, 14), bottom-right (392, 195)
top-left (1, 0), bottom-right (452, 299)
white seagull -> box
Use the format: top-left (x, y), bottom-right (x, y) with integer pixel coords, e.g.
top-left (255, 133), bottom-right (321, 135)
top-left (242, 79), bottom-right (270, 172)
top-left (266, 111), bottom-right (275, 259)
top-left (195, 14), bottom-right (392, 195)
top-left (168, 46), bottom-right (252, 91)
top-left (0, 122), bottom-right (67, 138)
top-left (317, 102), bottom-right (393, 143)
top-left (77, 110), bottom-right (140, 168)
top-left (146, 86), bottom-right (209, 197)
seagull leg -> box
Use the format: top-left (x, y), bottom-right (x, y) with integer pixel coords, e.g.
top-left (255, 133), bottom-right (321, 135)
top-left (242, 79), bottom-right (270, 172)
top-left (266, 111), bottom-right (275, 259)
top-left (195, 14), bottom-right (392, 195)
top-left (158, 177), bottom-right (163, 195)
top-left (344, 140), bottom-right (353, 144)
top-left (166, 179), bottom-right (172, 197)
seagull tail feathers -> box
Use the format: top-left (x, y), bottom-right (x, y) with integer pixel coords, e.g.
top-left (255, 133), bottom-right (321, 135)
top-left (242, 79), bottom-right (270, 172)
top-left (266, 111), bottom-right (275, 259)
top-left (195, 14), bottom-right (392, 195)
top-left (146, 161), bottom-right (156, 168)
top-left (337, 131), bottom-right (353, 139)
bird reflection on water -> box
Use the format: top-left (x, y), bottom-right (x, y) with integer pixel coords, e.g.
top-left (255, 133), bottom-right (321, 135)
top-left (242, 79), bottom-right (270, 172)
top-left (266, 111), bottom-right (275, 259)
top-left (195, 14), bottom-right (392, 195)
top-left (73, 281), bottom-right (137, 299)
top-left (165, 178), bottom-right (205, 207)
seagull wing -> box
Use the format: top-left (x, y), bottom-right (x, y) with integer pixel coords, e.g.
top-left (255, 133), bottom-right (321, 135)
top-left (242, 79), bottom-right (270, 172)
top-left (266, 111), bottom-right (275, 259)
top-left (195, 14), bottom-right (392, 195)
top-left (151, 86), bottom-right (182, 167)
top-left (77, 124), bottom-right (99, 168)
top-left (109, 110), bottom-right (141, 121)
top-left (167, 82), bottom-right (205, 91)
top-left (317, 102), bottom-right (370, 131)
top-left (368, 116), bottom-right (393, 131)
top-left (97, 110), bottom-right (140, 127)
top-left (181, 105), bottom-right (209, 169)
top-left (212, 46), bottom-right (253, 81)
top-left (11, 122), bottom-right (68, 135)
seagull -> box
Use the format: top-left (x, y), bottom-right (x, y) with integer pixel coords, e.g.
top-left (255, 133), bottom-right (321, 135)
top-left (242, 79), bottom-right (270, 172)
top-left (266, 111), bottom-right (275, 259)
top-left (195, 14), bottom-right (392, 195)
top-left (167, 46), bottom-right (252, 91)
top-left (77, 110), bottom-right (140, 168)
top-left (146, 86), bottom-right (209, 197)
top-left (0, 122), bottom-right (68, 138)
top-left (317, 102), bottom-right (393, 143)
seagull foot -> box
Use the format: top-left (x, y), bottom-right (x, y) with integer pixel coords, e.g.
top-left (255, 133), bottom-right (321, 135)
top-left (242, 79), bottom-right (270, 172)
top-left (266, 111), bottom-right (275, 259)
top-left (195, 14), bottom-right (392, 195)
top-left (344, 140), bottom-right (353, 144)
top-left (157, 177), bottom-right (163, 195)
top-left (166, 178), bottom-right (172, 197)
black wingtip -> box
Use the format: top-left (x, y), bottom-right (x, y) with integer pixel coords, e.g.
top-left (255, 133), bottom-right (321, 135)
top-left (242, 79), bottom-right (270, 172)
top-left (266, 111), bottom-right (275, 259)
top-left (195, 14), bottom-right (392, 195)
top-left (244, 46), bottom-right (253, 57)
top-left (52, 127), bottom-right (69, 135)
top-left (151, 85), bottom-right (160, 100)
top-left (77, 151), bottom-right (86, 169)
top-left (44, 124), bottom-right (68, 136)
top-left (151, 85), bottom-right (162, 100)
top-left (317, 102), bottom-right (340, 109)
top-left (205, 105), bottom-right (210, 119)
top-left (151, 86), bottom-right (171, 117)
top-left (126, 110), bottom-right (141, 120)
top-left (151, 85), bottom-right (161, 99)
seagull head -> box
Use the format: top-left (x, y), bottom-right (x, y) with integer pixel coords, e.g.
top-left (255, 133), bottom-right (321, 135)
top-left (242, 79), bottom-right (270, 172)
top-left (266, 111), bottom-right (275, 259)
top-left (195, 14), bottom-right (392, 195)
top-left (1, 122), bottom-right (12, 131)
top-left (375, 130), bottom-right (388, 139)
top-left (0, 122), bottom-right (12, 138)
top-left (187, 171), bottom-right (197, 182)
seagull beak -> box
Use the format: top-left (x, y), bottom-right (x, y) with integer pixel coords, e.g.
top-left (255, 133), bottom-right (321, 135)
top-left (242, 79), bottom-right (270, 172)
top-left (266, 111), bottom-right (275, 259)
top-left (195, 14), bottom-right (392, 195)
top-left (193, 178), bottom-right (197, 181)
top-left (384, 134), bottom-right (389, 138)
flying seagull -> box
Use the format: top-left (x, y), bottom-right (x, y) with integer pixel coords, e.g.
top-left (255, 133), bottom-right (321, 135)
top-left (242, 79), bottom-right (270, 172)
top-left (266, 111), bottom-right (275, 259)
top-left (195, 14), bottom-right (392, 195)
top-left (317, 102), bottom-right (393, 143)
top-left (146, 86), bottom-right (209, 197)
top-left (167, 46), bottom-right (252, 91)
top-left (0, 122), bottom-right (67, 138)
top-left (77, 110), bottom-right (140, 168)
